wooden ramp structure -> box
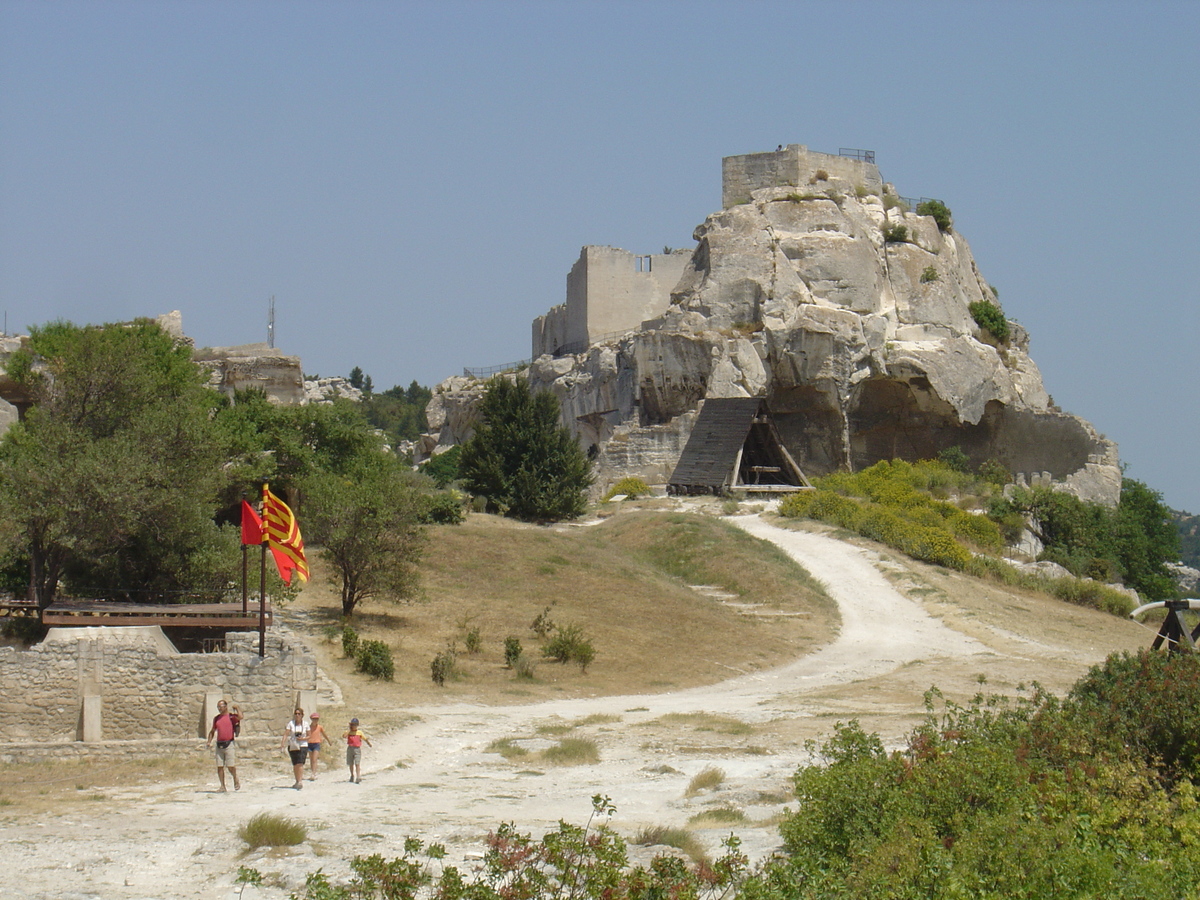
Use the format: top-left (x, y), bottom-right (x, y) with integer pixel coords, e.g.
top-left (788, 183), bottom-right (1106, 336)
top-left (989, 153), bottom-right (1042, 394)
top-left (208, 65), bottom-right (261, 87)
top-left (40, 599), bottom-right (271, 629)
top-left (668, 398), bottom-right (811, 495)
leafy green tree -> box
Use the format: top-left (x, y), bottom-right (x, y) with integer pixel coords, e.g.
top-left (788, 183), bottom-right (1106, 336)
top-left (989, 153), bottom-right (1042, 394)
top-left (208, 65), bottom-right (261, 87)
top-left (458, 378), bottom-right (592, 522)
top-left (301, 458), bottom-right (427, 615)
top-left (1010, 479), bottom-right (1178, 599)
top-left (422, 444), bottom-right (461, 487)
top-left (348, 366), bottom-right (365, 390)
top-left (1112, 478), bottom-right (1180, 599)
top-left (0, 320), bottom-right (237, 606)
top-left (359, 380), bottom-right (431, 449)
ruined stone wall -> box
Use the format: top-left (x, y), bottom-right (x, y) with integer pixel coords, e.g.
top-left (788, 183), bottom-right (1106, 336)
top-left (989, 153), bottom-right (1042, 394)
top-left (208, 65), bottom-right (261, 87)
top-left (532, 247), bottom-right (692, 358)
top-left (722, 144), bottom-right (883, 208)
top-left (0, 629), bottom-right (317, 743)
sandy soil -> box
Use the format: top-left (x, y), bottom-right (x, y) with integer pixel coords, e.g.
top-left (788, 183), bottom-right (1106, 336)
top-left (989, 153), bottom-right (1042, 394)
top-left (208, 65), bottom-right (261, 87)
top-left (0, 514), bottom-right (1151, 900)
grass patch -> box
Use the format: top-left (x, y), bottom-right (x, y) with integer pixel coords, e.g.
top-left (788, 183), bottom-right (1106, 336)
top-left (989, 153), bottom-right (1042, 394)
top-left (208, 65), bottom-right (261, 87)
top-left (688, 806), bottom-right (746, 826)
top-left (685, 766), bottom-right (726, 797)
top-left (488, 735), bottom-right (598, 766)
top-left (486, 738), bottom-right (530, 760)
top-left (577, 713), bottom-right (620, 726)
top-left (238, 812), bottom-right (307, 849)
top-left (541, 738), bottom-right (599, 766)
top-left (632, 825), bottom-right (706, 863)
top-left (660, 712), bottom-right (754, 735)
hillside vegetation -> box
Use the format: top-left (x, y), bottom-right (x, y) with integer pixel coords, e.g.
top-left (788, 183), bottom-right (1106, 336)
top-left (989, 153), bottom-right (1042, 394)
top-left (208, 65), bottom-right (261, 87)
top-left (292, 509), bottom-right (839, 708)
top-left (780, 458), bottom-right (1179, 612)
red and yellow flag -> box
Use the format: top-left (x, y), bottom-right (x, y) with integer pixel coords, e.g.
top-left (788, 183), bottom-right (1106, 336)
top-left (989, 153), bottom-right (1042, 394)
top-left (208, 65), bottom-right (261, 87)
top-left (262, 484), bottom-right (310, 584)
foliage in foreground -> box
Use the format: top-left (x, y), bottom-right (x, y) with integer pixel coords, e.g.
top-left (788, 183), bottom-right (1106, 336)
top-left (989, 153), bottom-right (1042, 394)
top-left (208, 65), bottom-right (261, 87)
top-left (285, 795), bottom-right (748, 900)
top-left (750, 650), bottom-right (1200, 900)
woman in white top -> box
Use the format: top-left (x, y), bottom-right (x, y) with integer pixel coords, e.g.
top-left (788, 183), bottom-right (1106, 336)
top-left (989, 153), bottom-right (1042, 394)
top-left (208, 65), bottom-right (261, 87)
top-left (280, 707), bottom-right (310, 789)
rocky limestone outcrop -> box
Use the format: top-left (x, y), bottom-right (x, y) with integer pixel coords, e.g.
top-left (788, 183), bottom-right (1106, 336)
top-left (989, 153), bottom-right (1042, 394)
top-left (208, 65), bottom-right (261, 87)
top-left (427, 175), bottom-right (1120, 504)
top-left (303, 376), bottom-right (363, 404)
top-left (194, 342), bottom-right (305, 406)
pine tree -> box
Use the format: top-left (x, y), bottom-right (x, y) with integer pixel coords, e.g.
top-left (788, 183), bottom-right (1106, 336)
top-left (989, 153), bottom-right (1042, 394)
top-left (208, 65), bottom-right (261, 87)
top-left (458, 378), bottom-right (592, 522)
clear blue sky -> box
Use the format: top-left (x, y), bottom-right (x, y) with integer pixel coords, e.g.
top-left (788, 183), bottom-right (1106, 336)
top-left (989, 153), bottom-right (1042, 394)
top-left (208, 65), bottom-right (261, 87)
top-left (2, 1), bottom-right (1198, 512)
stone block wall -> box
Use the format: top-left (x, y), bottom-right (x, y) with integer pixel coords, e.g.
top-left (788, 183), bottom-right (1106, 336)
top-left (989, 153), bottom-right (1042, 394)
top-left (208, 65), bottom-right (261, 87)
top-left (0, 629), bottom-right (317, 744)
top-left (533, 247), bottom-right (692, 358)
top-left (722, 144), bottom-right (884, 208)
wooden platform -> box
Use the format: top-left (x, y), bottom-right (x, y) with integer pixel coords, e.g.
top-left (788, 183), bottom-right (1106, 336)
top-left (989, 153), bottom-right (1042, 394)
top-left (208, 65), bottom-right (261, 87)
top-left (40, 599), bottom-right (272, 628)
top-left (0, 597), bottom-right (40, 617)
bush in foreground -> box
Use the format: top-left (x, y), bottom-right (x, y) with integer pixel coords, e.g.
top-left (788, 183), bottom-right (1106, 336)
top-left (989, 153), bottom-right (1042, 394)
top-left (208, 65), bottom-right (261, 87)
top-left (756, 654), bottom-right (1200, 899)
top-left (285, 795), bottom-right (748, 900)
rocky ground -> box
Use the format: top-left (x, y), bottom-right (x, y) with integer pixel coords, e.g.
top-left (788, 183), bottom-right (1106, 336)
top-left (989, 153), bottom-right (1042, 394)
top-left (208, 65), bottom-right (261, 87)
top-left (0, 514), bottom-right (1150, 900)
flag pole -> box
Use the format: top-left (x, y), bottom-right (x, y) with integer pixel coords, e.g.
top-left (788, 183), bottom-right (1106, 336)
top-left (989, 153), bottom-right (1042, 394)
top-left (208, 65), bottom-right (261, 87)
top-left (259, 540), bottom-right (267, 658)
top-left (241, 494), bottom-right (249, 616)
top-left (259, 483), bottom-right (268, 658)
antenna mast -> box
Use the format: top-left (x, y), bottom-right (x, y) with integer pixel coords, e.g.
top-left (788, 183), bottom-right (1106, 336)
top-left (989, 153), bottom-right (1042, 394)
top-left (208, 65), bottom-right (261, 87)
top-left (267, 296), bottom-right (275, 348)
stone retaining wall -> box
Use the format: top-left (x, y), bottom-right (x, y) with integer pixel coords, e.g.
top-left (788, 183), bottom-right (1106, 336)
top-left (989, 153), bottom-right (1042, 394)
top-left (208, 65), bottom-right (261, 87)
top-left (0, 628), bottom-right (318, 743)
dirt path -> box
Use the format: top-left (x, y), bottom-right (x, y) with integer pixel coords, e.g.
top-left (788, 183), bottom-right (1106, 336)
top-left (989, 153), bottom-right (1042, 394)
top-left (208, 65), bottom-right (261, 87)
top-left (2, 515), bottom-right (1145, 899)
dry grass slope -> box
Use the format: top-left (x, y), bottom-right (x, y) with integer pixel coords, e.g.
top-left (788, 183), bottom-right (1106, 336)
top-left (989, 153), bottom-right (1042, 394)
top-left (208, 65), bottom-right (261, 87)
top-left (291, 510), bottom-right (840, 711)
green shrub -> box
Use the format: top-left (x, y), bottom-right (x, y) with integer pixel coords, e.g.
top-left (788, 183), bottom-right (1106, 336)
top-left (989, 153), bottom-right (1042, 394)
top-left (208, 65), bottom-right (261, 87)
top-left (882, 223), bottom-right (908, 243)
top-left (1066, 650), bottom-right (1200, 785)
top-left (602, 476), bottom-right (652, 501)
top-left (431, 645), bottom-right (457, 686)
top-left (916, 198), bottom-right (952, 231)
top-left (417, 490), bottom-right (466, 525)
top-left (464, 626), bottom-right (482, 654)
top-left (542, 623), bottom-right (596, 672)
top-left (356, 639), bottom-right (395, 680)
top-left (238, 812), bottom-right (307, 848)
top-left (421, 444), bottom-right (461, 487)
top-left (883, 194), bottom-right (910, 213)
top-left (969, 299), bottom-right (1010, 342)
top-left (937, 445), bottom-right (969, 472)
top-left (976, 457), bottom-right (1010, 487)
top-left (920, 265), bottom-right (939, 283)
top-left (530, 604), bottom-right (556, 638)
top-left (341, 624), bottom-right (359, 659)
top-left (503, 636), bottom-right (522, 668)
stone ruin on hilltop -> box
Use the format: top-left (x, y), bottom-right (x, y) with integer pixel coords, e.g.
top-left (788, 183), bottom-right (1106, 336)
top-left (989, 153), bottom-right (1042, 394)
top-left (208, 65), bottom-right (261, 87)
top-left (425, 144), bottom-right (1121, 506)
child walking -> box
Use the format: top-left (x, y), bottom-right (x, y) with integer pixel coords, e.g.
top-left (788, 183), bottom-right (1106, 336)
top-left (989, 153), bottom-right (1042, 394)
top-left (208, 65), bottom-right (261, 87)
top-left (343, 717), bottom-right (372, 784)
top-left (307, 713), bottom-right (327, 781)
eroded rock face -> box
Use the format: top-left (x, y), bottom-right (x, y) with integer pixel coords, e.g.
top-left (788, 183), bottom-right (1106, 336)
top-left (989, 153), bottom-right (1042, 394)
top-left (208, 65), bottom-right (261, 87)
top-left (429, 179), bottom-right (1120, 504)
top-left (193, 342), bottom-right (305, 406)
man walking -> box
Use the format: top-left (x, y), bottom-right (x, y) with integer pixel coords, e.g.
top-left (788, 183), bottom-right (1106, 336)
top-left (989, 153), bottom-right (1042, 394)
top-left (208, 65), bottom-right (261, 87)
top-left (205, 699), bottom-right (241, 792)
